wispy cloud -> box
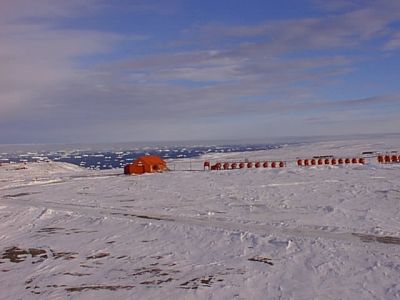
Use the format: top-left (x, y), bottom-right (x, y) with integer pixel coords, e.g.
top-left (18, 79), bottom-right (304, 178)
top-left (384, 31), bottom-right (400, 50)
top-left (196, 5), bottom-right (400, 51)
top-left (1, 0), bottom-right (400, 143)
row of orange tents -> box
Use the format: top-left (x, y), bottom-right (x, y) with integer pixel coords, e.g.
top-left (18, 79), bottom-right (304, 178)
top-left (297, 157), bottom-right (365, 166)
top-left (204, 161), bottom-right (286, 170)
top-left (204, 153), bottom-right (400, 171)
top-left (377, 155), bottom-right (400, 164)
top-left (123, 153), bottom-right (399, 175)
top-left (204, 156), bottom-right (367, 171)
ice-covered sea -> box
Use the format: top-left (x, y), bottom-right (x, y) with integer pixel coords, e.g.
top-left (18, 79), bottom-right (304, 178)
top-left (0, 135), bottom-right (400, 299)
top-left (0, 143), bottom-right (281, 170)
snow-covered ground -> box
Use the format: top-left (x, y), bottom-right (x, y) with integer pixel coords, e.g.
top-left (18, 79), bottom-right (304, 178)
top-left (1, 136), bottom-right (400, 299)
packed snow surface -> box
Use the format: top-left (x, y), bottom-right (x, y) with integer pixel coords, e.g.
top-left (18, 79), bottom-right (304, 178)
top-left (1, 137), bottom-right (400, 299)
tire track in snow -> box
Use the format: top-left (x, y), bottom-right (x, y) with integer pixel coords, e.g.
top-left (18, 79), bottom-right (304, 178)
top-left (0, 173), bottom-right (122, 191)
top-left (2, 197), bottom-right (400, 247)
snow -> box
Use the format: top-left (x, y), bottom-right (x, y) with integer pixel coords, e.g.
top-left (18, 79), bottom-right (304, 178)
top-left (1, 136), bottom-right (400, 299)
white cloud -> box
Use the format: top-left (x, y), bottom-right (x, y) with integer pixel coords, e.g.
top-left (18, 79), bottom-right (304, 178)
top-left (384, 32), bottom-right (400, 50)
top-left (0, 1), bottom-right (122, 120)
top-left (1, 0), bottom-right (400, 143)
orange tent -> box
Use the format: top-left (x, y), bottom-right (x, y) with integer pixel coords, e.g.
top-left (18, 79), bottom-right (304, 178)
top-left (124, 155), bottom-right (167, 175)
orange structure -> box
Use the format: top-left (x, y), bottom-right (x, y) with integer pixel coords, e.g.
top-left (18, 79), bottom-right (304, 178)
top-left (211, 162), bottom-right (222, 170)
top-left (377, 154), bottom-right (400, 164)
top-left (124, 156), bottom-right (167, 175)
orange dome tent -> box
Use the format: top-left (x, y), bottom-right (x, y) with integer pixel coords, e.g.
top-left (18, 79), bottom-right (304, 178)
top-left (124, 155), bottom-right (167, 175)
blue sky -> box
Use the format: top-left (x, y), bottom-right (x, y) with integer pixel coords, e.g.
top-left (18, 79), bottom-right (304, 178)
top-left (1, 0), bottom-right (400, 144)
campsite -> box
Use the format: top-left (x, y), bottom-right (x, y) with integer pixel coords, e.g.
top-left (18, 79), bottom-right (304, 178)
top-left (2, 1), bottom-right (400, 299)
top-left (1, 136), bottom-right (400, 299)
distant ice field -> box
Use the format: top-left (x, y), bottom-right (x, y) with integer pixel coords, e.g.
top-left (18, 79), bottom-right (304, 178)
top-left (0, 143), bottom-right (281, 170)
